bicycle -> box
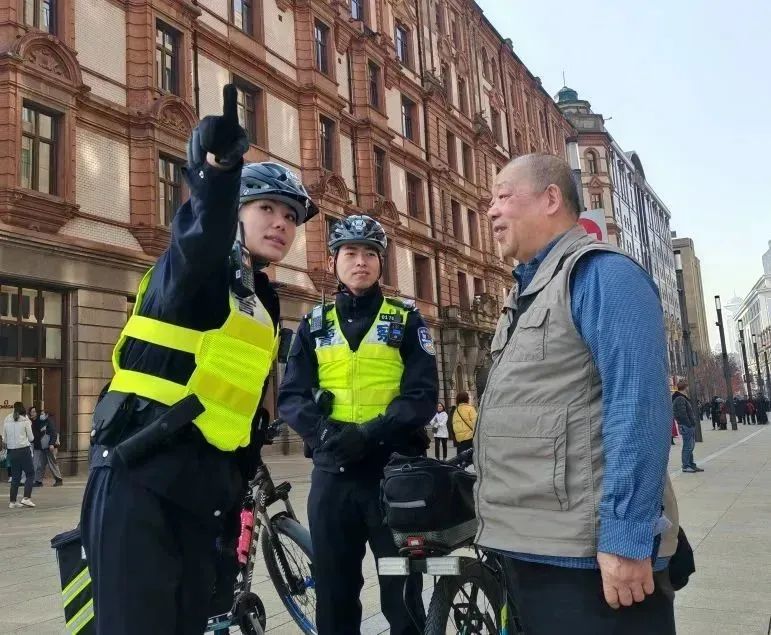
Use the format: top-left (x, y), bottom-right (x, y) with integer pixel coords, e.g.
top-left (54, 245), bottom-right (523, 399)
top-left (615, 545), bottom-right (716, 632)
top-left (379, 449), bottom-right (523, 635)
top-left (207, 419), bottom-right (317, 635)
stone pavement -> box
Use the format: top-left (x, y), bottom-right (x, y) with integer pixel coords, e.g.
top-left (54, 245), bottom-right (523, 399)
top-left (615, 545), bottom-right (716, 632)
top-left (1, 421), bottom-right (770, 634)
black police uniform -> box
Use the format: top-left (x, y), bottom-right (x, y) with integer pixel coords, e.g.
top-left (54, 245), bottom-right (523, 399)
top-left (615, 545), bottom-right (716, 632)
top-left (278, 283), bottom-right (439, 635)
top-left (80, 162), bottom-right (279, 635)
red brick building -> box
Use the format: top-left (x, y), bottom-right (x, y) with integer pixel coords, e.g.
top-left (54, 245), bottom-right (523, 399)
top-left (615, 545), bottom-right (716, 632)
top-left (0, 0), bottom-right (574, 471)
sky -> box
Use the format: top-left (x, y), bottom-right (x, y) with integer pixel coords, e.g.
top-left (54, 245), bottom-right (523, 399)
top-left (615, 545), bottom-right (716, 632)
top-left (476, 0), bottom-right (771, 350)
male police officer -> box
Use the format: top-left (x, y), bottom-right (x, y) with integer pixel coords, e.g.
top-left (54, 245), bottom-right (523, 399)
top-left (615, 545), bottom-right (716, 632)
top-left (278, 215), bottom-right (438, 634)
top-left (80, 85), bottom-right (318, 634)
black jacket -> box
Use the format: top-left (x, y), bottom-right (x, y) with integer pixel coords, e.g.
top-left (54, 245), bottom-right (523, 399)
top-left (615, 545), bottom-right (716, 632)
top-left (673, 391), bottom-right (698, 428)
top-left (278, 284), bottom-right (438, 476)
top-left (104, 161), bottom-right (278, 520)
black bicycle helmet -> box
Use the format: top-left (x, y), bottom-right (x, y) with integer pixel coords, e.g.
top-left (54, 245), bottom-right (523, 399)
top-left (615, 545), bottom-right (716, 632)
top-left (328, 215), bottom-right (387, 254)
top-left (239, 162), bottom-right (319, 225)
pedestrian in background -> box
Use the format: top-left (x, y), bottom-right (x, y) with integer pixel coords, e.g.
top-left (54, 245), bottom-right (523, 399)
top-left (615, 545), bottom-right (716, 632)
top-left (31, 405), bottom-right (63, 486)
top-left (746, 399), bottom-right (757, 424)
top-left (710, 397), bottom-right (720, 430)
top-left (430, 403), bottom-right (449, 460)
top-left (1, 402), bottom-right (36, 508)
top-left (452, 391), bottom-right (477, 453)
top-left (757, 399), bottom-right (769, 425)
top-left (673, 381), bottom-right (703, 473)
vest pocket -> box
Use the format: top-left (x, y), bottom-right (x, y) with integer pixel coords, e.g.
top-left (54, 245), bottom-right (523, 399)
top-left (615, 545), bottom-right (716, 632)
top-left (504, 307), bottom-right (549, 362)
top-left (479, 404), bottom-right (568, 511)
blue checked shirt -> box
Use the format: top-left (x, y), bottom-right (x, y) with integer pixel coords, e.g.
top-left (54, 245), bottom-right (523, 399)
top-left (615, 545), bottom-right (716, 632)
top-left (503, 235), bottom-right (672, 571)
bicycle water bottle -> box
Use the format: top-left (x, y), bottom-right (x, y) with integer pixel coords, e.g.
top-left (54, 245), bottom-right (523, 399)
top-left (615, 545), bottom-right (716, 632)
top-left (237, 508), bottom-right (255, 565)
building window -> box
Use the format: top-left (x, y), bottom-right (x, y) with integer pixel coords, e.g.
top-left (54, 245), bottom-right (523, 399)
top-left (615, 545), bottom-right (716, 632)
top-left (586, 150), bottom-right (598, 174)
top-left (440, 63), bottom-right (452, 103)
top-left (381, 243), bottom-right (396, 287)
top-left (590, 193), bottom-right (602, 210)
top-left (374, 146), bottom-right (387, 196)
top-left (0, 285), bottom-right (66, 445)
top-left (451, 198), bottom-right (463, 241)
top-left (457, 272), bottom-right (469, 310)
top-left (314, 20), bottom-right (330, 75)
top-left (434, 1), bottom-right (444, 33)
top-left (395, 24), bottom-right (410, 67)
top-left (467, 209), bottom-right (480, 247)
top-left (20, 104), bottom-right (56, 195)
top-left (446, 130), bottom-right (457, 170)
top-left (491, 108), bottom-right (502, 145)
top-left (473, 277), bottom-right (484, 297)
top-left (457, 76), bottom-right (468, 115)
top-left (159, 155), bottom-right (183, 226)
top-left (406, 173), bottom-right (423, 219)
top-left (414, 254), bottom-right (432, 301)
top-left (450, 12), bottom-right (460, 48)
top-left (235, 81), bottom-right (260, 145)
top-left (155, 22), bottom-right (178, 94)
top-left (490, 61), bottom-right (498, 88)
top-left (481, 49), bottom-right (489, 80)
top-left (24, 0), bottom-right (54, 32)
top-left (351, 0), bottom-right (363, 21)
top-left (401, 95), bottom-right (416, 141)
top-left (231, 0), bottom-right (252, 34)
top-left (368, 61), bottom-right (381, 108)
top-left (320, 116), bottom-right (335, 171)
top-left (461, 142), bottom-right (473, 181)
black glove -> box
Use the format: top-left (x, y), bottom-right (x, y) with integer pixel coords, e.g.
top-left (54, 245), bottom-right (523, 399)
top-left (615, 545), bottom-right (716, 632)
top-left (325, 423), bottom-right (370, 465)
top-left (187, 84), bottom-right (249, 169)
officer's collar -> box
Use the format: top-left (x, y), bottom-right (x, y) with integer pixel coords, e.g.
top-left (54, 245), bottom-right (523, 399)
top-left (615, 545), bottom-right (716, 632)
top-left (335, 283), bottom-right (383, 317)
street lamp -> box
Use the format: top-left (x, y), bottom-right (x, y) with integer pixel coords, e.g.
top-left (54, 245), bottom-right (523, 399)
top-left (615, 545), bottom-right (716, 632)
top-left (738, 319), bottom-right (753, 401)
top-left (752, 334), bottom-right (765, 400)
top-left (714, 295), bottom-right (737, 429)
top-left (674, 251), bottom-right (702, 441)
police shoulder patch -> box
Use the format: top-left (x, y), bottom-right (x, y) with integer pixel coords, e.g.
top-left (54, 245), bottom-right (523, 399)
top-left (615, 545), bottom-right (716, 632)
top-left (417, 327), bottom-right (436, 355)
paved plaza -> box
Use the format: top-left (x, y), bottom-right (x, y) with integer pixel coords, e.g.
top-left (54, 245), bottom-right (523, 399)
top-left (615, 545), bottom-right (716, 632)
top-left (1, 421), bottom-right (771, 634)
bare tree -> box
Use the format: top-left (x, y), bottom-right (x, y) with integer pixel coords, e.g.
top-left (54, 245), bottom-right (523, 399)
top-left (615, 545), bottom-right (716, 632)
top-left (693, 352), bottom-right (742, 402)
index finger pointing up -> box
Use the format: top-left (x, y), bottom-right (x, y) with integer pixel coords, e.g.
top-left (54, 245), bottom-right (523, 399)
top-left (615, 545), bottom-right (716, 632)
top-left (222, 83), bottom-right (238, 123)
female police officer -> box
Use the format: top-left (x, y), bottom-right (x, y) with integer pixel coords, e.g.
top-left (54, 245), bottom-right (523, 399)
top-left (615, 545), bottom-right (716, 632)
top-left (278, 215), bottom-right (439, 634)
top-left (80, 85), bottom-right (318, 634)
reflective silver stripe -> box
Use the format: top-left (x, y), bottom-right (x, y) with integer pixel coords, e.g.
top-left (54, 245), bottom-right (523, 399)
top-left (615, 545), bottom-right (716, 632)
top-left (62, 567), bottom-right (90, 605)
top-left (67, 598), bottom-right (94, 634)
top-left (388, 500), bottom-right (426, 509)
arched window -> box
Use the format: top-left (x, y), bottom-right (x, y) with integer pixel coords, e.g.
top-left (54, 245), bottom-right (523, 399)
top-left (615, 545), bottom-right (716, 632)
top-left (481, 49), bottom-right (490, 79)
top-left (586, 150), bottom-right (598, 174)
top-left (490, 61), bottom-right (498, 87)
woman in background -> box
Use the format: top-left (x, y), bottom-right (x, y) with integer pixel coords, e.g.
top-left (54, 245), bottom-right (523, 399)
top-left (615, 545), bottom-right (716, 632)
top-left (430, 403), bottom-right (449, 460)
top-left (1, 402), bottom-right (36, 508)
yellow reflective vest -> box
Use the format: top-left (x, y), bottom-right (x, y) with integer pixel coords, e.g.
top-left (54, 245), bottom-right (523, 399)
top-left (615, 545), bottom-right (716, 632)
top-left (315, 299), bottom-right (408, 424)
top-left (109, 268), bottom-right (278, 451)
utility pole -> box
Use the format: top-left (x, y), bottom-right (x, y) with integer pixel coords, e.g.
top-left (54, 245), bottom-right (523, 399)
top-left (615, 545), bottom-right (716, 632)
top-left (714, 296), bottom-right (737, 429)
top-left (738, 319), bottom-right (753, 401)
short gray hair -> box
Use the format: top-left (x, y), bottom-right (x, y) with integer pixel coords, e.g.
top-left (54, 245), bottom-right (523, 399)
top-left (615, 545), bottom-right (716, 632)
top-left (505, 153), bottom-right (581, 217)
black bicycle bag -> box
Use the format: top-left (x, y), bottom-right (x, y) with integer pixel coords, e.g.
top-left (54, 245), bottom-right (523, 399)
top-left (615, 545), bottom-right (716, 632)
top-left (381, 453), bottom-right (477, 549)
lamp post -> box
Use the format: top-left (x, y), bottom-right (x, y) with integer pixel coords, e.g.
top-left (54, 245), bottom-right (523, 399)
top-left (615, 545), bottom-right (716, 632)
top-left (738, 319), bottom-right (753, 401)
top-left (674, 252), bottom-right (702, 441)
top-left (714, 296), bottom-right (737, 429)
top-left (752, 334), bottom-right (765, 400)
top-left (765, 348), bottom-right (771, 407)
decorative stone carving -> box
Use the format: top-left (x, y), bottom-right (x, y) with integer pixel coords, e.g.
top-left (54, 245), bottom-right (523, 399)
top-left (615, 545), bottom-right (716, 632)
top-left (389, 0), bottom-right (417, 28)
top-left (152, 96), bottom-right (199, 136)
top-left (307, 172), bottom-right (351, 204)
top-left (473, 112), bottom-right (494, 147)
top-left (369, 196), bottom-right (401, 225)
top-left (11, 32), bottom-right (84, 88)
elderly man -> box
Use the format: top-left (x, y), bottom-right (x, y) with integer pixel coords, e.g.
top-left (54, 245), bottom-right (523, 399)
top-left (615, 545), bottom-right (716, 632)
top-left (475, 154), bottom-right (676, 633)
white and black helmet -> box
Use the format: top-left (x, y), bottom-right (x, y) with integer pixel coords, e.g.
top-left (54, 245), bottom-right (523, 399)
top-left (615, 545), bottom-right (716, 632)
top-left (328, 215), bottom-right (387, 254)
top-left (239, 162), bottom-right (319, 225)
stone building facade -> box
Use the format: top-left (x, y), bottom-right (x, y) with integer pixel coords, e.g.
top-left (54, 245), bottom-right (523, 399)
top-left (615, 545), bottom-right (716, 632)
top-left (0, 0), bottom-right (574, 470)
top-left (555, 86), bottom-right (683, 375)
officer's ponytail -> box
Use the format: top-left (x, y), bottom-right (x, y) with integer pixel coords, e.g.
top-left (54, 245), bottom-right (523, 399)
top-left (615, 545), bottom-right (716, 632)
top-left (12, 401), bottom-right (26, 421)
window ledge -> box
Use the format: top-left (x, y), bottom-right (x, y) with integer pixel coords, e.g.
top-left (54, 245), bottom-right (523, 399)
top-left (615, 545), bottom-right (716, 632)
top-left (0, 188), bottom-right (76, 233)
top-left (130, 224), bottom-right (171, 257)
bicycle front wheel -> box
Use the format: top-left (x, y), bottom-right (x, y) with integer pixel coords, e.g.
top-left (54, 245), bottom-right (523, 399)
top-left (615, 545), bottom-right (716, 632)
top-left (425, 558), bottom-right (504, 635)
top-left (261, 513), bottom-right (317, 635)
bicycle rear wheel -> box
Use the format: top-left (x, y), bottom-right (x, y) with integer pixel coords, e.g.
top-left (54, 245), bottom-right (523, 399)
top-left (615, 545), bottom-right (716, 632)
top-left (261, 513), bottom-right (317, 634)
top-left (425, 558), bottom-right (503, 635)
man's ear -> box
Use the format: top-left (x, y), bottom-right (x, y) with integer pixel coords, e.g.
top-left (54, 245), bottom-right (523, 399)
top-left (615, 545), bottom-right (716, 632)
top-left (545, 184), bottom-right (562, 217)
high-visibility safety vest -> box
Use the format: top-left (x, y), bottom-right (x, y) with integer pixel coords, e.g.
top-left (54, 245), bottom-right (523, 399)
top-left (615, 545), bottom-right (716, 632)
top-left (109, 267), bottom-right (278, 451)
top-left (315, 298), bottom-right (409, 424)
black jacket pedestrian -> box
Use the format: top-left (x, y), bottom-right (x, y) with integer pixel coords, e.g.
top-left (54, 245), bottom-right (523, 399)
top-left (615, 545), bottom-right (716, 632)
top-left (278, 284), bottom-right (438, 476)
top-left (673, 391), bottom-right (698, 428)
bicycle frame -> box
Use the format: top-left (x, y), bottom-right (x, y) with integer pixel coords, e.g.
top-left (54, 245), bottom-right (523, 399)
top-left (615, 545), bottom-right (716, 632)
top-left (206, 460), bottom-right (300, 634)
